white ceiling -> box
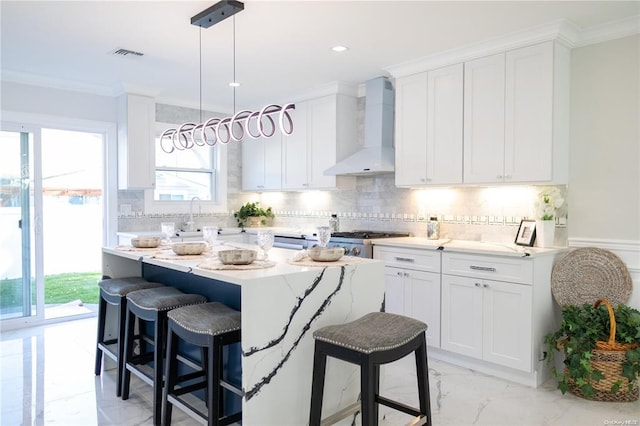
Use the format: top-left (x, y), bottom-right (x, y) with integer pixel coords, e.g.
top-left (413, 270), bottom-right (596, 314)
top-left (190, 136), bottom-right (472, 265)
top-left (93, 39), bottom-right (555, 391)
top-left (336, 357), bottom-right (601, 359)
top-left (1, 1), bottom-right (638, 113)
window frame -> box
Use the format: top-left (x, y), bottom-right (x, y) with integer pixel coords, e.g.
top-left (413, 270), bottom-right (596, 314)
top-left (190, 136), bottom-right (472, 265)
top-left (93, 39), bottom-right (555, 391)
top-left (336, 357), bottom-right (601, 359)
top-left (144, 122), bottom-right (228, 215)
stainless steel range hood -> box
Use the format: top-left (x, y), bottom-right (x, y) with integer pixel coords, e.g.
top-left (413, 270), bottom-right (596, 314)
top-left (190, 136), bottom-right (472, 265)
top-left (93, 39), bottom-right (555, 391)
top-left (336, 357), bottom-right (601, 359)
top-left (324, 76), bottom-right (395, 176)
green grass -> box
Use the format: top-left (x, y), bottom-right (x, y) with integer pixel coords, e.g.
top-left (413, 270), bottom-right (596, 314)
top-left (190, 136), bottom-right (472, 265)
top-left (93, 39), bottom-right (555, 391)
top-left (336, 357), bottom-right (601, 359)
top-left (0, 272), bottom-right (101, 309)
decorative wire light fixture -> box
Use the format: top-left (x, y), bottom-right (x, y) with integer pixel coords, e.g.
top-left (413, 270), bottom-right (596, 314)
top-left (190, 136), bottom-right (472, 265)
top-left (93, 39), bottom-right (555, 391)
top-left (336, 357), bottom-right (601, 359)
top-left (160, 0), bottom-right (295, 154)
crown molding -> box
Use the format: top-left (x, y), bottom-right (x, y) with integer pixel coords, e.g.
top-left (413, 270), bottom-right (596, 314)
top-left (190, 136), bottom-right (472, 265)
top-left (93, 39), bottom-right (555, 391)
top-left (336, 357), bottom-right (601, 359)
top-left (385, 16), bottom-right (639, 79)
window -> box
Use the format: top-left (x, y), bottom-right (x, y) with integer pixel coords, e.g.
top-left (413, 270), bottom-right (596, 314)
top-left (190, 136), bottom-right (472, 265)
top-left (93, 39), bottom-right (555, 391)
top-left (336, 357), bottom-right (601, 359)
top-left (145, 123), bottom-right (227, 213)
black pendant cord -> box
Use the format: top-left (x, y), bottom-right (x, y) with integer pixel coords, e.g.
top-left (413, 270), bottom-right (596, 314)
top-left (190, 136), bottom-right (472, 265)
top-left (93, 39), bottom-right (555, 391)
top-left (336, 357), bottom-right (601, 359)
top-left (199, 26), bottom-right (203, 123)
top-left (232, 15), bottom-right (236, 114)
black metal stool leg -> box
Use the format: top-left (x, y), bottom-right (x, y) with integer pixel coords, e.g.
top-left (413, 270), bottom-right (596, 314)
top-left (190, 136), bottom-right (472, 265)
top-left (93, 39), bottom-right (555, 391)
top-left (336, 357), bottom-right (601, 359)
top-left (361, 357), bottom-right (377, 426)
top-left (309, 345), bottom-right (328, 426)
top-left (153, 315), bottom-right (164, 426)
top-left (162, 324), bottom-right (178, 426)
top-left (94, 294), bottom-right (108, 376)
top-left (415, 334), bottom-right (432, 426)
top-left (121, 307), bottom-right (135, 400)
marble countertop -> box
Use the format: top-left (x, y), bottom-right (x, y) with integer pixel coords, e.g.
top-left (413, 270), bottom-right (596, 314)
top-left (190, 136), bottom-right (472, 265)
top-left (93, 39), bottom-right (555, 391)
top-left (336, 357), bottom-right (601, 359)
top-left (104, 243), bottom-right (377, 286)
top-left (372, 237), bottom-right (566, 257)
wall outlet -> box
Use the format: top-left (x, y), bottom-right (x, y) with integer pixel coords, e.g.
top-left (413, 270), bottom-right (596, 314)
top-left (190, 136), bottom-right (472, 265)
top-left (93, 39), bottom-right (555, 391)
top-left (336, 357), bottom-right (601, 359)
top-left (120, 204), bottom-right (132, 214)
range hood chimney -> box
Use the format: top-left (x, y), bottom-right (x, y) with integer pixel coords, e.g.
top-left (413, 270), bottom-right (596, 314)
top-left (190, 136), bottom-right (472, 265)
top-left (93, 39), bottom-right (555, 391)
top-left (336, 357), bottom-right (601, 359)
top-left (324, 76), bottom-right (395, 176)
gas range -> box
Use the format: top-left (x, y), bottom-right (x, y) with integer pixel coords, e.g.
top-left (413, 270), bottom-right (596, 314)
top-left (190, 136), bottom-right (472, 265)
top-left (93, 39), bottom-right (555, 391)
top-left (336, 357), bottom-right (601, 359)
top-left (309, 230), bottom-right (411, 258)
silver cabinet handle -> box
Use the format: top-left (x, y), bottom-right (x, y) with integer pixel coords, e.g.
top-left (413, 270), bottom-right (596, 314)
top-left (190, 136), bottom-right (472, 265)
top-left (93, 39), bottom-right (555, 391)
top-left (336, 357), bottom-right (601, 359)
top-left (483, 283), bottom-right (489, 288)
top-left (475, 282), bottom-right (481, 287)
top-left (395, 257), bottom-right (415, 263)
top-left (397, 271), bottom-right (403, 276)
top-left (470, 265), bottom-right (496, 272)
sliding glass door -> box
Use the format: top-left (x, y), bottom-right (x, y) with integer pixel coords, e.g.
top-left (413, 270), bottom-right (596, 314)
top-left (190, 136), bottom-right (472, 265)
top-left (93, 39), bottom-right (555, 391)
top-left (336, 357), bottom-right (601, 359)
top-left (0, 129), bottom-right (37, 321)
top-left (1, 124), bottom-right (105, 328)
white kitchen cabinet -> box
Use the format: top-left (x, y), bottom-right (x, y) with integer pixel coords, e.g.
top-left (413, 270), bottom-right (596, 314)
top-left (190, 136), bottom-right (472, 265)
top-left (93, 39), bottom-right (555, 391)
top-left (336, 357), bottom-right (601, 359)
top-left (463, 41), bottom-right (569, 184)
top-left (282, 94), bottom-right (356, 190)
top-left (374, 246), bottom-right (441, 347)
top-left (441, 252), bottom-right (534, 372)
top-left (117, 93), bottom-right (156, 189)
top-left (441, 274), bottom-right (532, 371)
top-left (395, 63), bottom-right (463, 187)
top-left (395, 72), bottom-right (428, 186)
top-left (242, 134), bottom-right (282, 191)
top-left (463, 53), bottom-right (506, 184)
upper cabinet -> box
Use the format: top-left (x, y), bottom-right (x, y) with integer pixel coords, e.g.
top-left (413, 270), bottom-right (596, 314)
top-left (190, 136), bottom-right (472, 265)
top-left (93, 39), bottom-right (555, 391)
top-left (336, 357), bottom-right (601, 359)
top-left (393, 40), bottom-right (569, 187)
top-left (395, 63), bottom-right (463, 187)
top-left (281, 94), bottom-right (357, 190)
top-left (464, 41), bottom-right (569, 184)
top-left (117, 94), bottom-right (156, 189)
top-left (463, 53), bottom-right (507, 184)
top-left (242, 134), bottom-right (282, 191)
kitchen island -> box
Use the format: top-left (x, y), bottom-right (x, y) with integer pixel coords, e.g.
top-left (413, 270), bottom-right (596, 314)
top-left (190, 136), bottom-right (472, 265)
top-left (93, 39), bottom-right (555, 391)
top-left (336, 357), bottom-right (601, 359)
top-left (102, 244), bottom-right (385, 426)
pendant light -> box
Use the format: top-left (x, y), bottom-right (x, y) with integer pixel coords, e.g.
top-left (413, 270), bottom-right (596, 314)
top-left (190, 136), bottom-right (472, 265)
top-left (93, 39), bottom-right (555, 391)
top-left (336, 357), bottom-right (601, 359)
top-left (160, 0), bottom-right (295, 154)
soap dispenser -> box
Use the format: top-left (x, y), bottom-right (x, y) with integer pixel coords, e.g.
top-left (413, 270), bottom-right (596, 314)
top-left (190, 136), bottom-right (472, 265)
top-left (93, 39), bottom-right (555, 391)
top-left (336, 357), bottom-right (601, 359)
top-left (329, 214), bottom-right (340, 233)
top-left (427, 216), bottom-right (439, 240)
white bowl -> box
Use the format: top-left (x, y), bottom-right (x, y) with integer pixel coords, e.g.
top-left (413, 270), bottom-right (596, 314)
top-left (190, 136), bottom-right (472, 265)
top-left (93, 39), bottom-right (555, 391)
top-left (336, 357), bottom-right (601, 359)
top-left (131, 236), bottom-right (161, 248)
top-left (171, 242), bottom-right (206, 255)
top-left (218, 249), bottom-right (257, 265)
top-left (308, 246), bottom-right (345, 262)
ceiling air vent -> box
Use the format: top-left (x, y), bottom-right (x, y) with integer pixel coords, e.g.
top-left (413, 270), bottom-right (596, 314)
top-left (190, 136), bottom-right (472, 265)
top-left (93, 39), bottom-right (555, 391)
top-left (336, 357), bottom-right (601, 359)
top-left (111, 48), bottom-right (144, 57)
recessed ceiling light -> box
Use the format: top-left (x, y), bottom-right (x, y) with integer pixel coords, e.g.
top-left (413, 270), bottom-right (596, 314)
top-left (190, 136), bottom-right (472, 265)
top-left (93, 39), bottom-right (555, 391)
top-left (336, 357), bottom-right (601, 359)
top-left (229, 82), bottom-right (240, 87)
top-left (331, 45), bottom-right (348, 53)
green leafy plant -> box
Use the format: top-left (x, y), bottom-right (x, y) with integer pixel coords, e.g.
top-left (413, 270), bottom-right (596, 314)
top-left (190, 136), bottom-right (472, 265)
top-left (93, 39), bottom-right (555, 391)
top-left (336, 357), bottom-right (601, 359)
top-left (544, 302), bottom-right (640, 397)
top-left (233, 202), bottom-right (274, 227)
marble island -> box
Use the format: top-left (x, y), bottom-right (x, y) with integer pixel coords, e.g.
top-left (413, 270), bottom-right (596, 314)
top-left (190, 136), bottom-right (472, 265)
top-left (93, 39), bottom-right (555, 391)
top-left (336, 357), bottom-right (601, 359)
top-left (102, 244), bottom-right (385, 425)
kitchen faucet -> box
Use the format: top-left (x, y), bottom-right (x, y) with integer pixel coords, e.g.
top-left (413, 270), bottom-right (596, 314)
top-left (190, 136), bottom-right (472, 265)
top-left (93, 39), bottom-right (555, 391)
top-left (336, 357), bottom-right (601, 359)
top-left (186, 196), bottom-right (201, 231)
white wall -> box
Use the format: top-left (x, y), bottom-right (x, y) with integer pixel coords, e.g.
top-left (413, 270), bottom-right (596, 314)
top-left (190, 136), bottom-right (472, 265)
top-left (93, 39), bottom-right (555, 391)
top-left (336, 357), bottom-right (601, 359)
top-left (1, 81), bottom-right (117, 123)
top-left (569, 34), bottom-right (640, 308)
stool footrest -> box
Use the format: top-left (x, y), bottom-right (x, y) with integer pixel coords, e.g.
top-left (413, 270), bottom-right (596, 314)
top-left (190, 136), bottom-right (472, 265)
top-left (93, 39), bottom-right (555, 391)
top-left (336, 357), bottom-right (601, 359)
top-left (320, 401), bottom-right (360, 426)
top-left (377, 395), bottom-right (421, 418)
top-left (171, 380), bottom-right (206, 396)
top-left (220, 379), bottom-right (243, 397)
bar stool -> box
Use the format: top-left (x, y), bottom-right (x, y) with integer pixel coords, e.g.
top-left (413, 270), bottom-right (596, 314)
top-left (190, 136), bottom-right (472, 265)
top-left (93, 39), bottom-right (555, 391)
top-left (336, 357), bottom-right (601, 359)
top-left (162, 302), bottom-right (242, 426)
top-left (121, 286), bottom-right (207, 426)
top-left (309, 312), bottom-right (432, 426)
top-left (94, 276), bottom-right (165, 397)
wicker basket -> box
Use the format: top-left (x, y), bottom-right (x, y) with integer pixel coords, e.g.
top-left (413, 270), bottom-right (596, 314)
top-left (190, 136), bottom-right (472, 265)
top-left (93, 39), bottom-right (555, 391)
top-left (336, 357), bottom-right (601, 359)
top-left (567, 299), bottom-right (639, 402)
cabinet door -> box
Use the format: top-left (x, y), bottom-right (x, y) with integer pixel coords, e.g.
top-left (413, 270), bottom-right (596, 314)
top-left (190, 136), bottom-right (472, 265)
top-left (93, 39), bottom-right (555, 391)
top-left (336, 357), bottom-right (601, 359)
top-left (441, 274), bottom-right (483, 359)
top-left (117, 94), bottom-right (156, 189)
top-left (427, 63), bottom-right (463, 185)
top-left (282, 101), bottom-right (308, 189)
top-left (394, 72), bottom-right (428, 186)
top-left (504, 42), bottom-right (554, 183)
top-left (383, 266), bottom-right (405, 316)
top-left (407, 270), bottom-right (441, 348)
top-left (463, 53), bottom-right (506, 184)
top-left (482, 279), bottom-right (532, 371)
top-left (307, 95), bottom-right (337, 189)
top-left (242, 136), bottom-right (266, 191)
top-left (263, 134), bottom-right (282, 189)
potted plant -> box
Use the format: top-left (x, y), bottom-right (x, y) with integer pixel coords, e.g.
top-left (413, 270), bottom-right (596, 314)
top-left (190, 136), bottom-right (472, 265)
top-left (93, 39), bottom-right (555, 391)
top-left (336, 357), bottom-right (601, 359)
top-left (234, 202), bottom-right (274, 228)
top-left (544, 300), bottom-right (640, 401)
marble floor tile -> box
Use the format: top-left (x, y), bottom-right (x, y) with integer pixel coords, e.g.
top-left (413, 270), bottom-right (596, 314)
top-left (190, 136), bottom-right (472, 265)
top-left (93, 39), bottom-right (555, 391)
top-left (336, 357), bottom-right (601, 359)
top-left (1, 317), bottom-right (638, 425)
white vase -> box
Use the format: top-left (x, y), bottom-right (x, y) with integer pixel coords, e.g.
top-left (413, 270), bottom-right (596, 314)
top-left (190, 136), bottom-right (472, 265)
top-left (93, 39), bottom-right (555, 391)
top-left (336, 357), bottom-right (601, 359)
top-left (536, 220), bottom-right (555, 248)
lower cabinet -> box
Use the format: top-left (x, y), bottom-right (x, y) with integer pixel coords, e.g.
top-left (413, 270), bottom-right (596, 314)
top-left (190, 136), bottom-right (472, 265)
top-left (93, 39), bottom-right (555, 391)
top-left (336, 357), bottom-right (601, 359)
top-left (441, 274), bottom-right (532, 371)
top-left (375, 244), bottom-right (560, 387)
top-left (374, 246), bottom-right (441, 348)
top-left (384, 266), bottom-right (441, 348)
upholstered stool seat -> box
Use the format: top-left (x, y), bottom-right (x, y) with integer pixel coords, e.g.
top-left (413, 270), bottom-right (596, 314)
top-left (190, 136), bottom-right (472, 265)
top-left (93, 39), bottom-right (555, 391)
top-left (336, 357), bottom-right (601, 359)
top-left (309, 312), bottom-right (432, 426)
top-left (94, 277), bottom-right (165, 397)
top-left (121, 286), bottom-right (207, 426)
top-left (162, 302), bottom-right (242, 426)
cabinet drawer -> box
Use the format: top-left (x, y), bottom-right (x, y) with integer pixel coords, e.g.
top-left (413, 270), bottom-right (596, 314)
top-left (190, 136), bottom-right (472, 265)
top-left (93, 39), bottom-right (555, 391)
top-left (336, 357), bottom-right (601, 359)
top-left (374, 246), bottom-right (440, 272)
top-left (442, 252), bottom-right (532, 284)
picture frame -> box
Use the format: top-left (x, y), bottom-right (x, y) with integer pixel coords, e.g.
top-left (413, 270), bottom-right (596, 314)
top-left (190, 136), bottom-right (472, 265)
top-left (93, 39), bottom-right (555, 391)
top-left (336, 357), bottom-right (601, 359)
top-left (515, 219), bottom-right (536, 247)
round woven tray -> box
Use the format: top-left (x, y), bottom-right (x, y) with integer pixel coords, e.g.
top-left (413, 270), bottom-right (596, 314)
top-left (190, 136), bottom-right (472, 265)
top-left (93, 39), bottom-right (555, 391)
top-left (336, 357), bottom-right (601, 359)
top-left (551, 247), bottom-right (632, 307)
